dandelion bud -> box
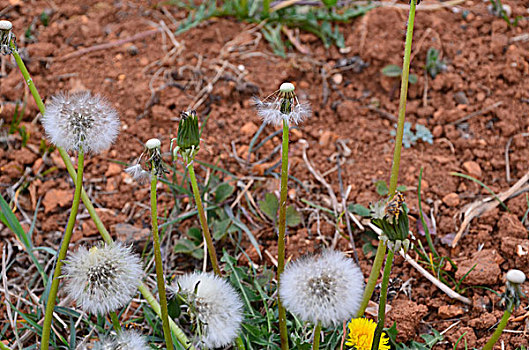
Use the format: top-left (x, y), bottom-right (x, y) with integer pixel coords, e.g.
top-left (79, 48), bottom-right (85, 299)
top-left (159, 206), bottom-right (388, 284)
top-left (370, 191), bottom-right (410, 252)
top-left (168, 272), bottom-right (243, 348)
top-left (0, 20), bottom-right (14, 55)
top-left (279, 250), bottom-right (364, 327)
top-left (42, 92), bottom-right (120, 153)
top-left (253, 82), bottom-right (311, 126)
top-left (177, 110), bottom-right (200, 151)
top-left (63, 242), bottom-right (143, 315)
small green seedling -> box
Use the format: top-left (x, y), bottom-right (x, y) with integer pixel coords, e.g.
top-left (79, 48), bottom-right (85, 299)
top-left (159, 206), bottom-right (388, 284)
top-left (391, 122), bottom-right (433, 148)
top-left (259, 192), bottom-right (301, 227)
top-left (425, 47), bottom-right (446, 78)
top-left (382, 64), bottom-right (418, 84)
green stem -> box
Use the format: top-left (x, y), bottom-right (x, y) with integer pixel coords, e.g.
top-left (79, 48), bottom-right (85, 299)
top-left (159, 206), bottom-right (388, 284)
top-left (187, 164), bottom-right (221, 276)
top-left (371, 249), bottom-right (395, 350)
top-left (0, 342), bottom-right (12, 350)
top-left (9, 35), bottom-right (195, 350)
top-left (9, 40), bottom-right (46, 115)
top-left (312, 321), bottom-right (322, 350)
top-left (418, 168), bottom-right (439, 258)
top-left (235, 335), bottom-right (246, 350)
top-left (359, 0), bottom-right (417, 318)
top-left (150, 168), bottom-right (174, 350)
top-left (482, 304), bottom-right (513, 350)
top-left (388, 0), bottom-right (417, 196)
top-left (278, 119), bottom-right (290, 350)
top-left (40, 149), bottom-right (84, 350)
top-left (262, 0), bottom-right (270, 16)
top-left (356, 241), bottom-right (386, 317)
top-left (109, 311), bottom-right (122, 333)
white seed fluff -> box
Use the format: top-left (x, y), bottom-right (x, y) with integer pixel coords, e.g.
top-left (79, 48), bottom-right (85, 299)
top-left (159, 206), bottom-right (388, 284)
top-left (169, 272), bottom-right (243, 349)
top-left (279, 250), bottom-right (364, 327)
top-left (63, 242), bottom-right (143, 315)
top-left (279, 82), bottom-right (295, 92)
top-left (42, 91), bottom-right (120, 153)
top-left (253, 97), bottom-right (311, 126)
top-left (77, 330), bottom-right (149, 350)
top-left (125, 164), bottom-right (151, 183)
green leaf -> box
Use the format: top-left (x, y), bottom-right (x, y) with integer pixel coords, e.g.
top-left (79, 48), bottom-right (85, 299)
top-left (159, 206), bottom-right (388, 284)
top-left (187, 227), bottom-right (202, 242)
top-left (375, 180), bottom-right (389, 196)
top-left (349, 203), bottom-right (370, 217)
top-left (258, 193), bottom-right (279, 222)
top-left (396, 185), bottom-right (407, 192)
top-left (381, 64), bottom-right (402, 77)
top-left (408, 73), bottom-right (418, 84)
top-left (212, 218), bottom-right (232, 240)
top-left (286, 206), bottom-right (301, 227)
top-left (215, 183), bottom-right (234, 203)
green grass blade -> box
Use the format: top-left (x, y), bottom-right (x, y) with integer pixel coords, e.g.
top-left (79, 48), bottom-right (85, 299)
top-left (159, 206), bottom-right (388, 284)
top-left (450, 172), bottom-right (509, 212)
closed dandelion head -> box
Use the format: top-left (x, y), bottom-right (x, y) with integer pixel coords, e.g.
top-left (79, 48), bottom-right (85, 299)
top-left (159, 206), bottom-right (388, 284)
top-left (345, 318), bottom-right (390, 350)
top-left (63, 242), bottom-right (143, 315)
top-left (253, 82), bottom-right (311, 126)
top-left (168, 272), bottom-right (243, 348)
top-left (172, 110), bottom-right (201, 164)
top-left (42, 91), bottom-right (120, 153)
top-left (0, 20), bottom-right (14, 55)
top-left (279, 250), bottom-right (364, 327)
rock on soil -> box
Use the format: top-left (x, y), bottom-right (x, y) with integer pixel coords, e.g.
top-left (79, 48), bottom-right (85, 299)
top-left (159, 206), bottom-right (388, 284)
top-left (455, 249), bottom-right (502, 285)
top-left (386, 299), bottom-right (428, 343)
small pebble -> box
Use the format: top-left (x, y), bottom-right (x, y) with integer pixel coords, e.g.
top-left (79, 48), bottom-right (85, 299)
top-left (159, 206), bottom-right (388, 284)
top-left (332, 73), bottom-right (343, 85)
top-left (442, 193), bottom-right (460, 207)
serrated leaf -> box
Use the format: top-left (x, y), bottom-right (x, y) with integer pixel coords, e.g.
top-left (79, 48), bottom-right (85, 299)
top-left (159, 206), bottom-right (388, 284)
top-left (286, 206), bottom-right (301, 227)
top-left (375, 180), bottom-right (389, 196)
top-left (215, 183), bottom-right (234, 203)
top-left (258, 192), bottom-right (279, 222)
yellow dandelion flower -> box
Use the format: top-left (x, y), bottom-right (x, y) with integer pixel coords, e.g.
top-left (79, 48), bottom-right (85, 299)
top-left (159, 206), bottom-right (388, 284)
top-left (345, 318), bottom-right (390, 350)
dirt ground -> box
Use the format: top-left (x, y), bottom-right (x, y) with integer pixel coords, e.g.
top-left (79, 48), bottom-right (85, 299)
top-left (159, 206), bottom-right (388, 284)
top-left (1, 0), bottom-right (529, 348)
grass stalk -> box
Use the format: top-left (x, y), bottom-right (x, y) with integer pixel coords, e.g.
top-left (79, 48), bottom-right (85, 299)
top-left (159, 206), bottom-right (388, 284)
top-left (482, 304), bottom-right (513, 350)
top-left (356, 240), bottom-right (387, 317)
top-left (109, 311), bottom-right (122, 333)
top-left (9, 35), bottom-right (194, 349)
top-left (262, 0), bottom-right (270, 16)
top-left (357, 0), bottom-right (418, 317)
top-left (187, 163), bottom-right (221, 276)
top-left (277, 119), bottom-right (290, 350)
top-left (371, 249), bottom-right (395, 350)
top-left (40, 148), bottom-right (84, 350)
top-left (312, 321), bottom-right (322, 350)
top-left (150, 167), bottom-right (174, 350)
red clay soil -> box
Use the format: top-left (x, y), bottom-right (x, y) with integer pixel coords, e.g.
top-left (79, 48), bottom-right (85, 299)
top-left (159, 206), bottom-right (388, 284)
top-left (1, 0), bottom-right (529, 348)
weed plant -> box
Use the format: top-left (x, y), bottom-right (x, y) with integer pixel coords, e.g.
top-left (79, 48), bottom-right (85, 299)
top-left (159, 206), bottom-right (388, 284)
top-left (0, 1), bottom-right (526, 349)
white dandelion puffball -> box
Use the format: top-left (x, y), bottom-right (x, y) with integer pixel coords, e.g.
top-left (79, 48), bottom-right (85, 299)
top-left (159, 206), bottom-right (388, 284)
top-left (42, 91), bottom-right (120, 153)
top-left (125, 164), bottom-right (151, 183)
top-left (253, 82), bottom-right (311, 126)
top-left (77, 330), bottom-right (149, 350)
top-left (169, 272), bottom-right (243, 348)
top-left (63, 242), bottom-right (143, 315)
top-left (279, 250), bottom-right (364, 327)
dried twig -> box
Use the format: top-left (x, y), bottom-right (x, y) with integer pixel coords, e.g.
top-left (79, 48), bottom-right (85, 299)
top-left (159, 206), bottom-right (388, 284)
top-left (56, 28), bottom-right (162, 61)
top-left (452, 170), bottom-right (529, 247)
top-left (450, 101), bottom-right (503, 125)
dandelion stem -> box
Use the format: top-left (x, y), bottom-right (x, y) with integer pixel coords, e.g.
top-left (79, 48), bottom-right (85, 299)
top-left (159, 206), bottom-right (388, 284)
top-left (277, 119), bottom-right (290, 350)
top-left (358, 0), bottom-right (417, 318)
top-left (312, 321), bottom-right (322, 350)
top-left (483, 304), bottom-right (513, 350)
top-left (9, 34), bottom-right (195, 349)
top-left (356, 241), bottom-right (387, 317)
top-left (371, 249), bottom-right (395, 350)
top-left (41, 148), bottom-right (84, 350)
top-left (109, 311), bottom-right (122, 333)
top-left (150, 167), bottom-right (174, 350)
top-left (235, 335), bottom-right (246, 350)
top-left (187, 163), bottom-right (221, 276)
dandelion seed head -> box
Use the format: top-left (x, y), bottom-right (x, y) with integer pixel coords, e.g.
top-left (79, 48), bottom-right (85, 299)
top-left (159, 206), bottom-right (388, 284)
top-left (0, 20), bottom-right (14, 55)
top-left (42, 92), bottom-right (120, 153)
top-left (0, 20), bottom-right (12, 30)
top-left (63, 242), bottom-right (143, 315)
top-left (253, 82), bottom-right (311, 126)
top-left (77, 330), bottom-right (149, 350)
top-left (279, 250), bottom-right (364, 327)
top-left (169, 272), bottom-right (243, 348)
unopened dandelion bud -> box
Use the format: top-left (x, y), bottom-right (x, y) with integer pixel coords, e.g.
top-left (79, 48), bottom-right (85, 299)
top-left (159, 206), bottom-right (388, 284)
top-left (177, 110), bottom-right (200, 151)
top-left (42, 92), bottom-right (120, 153)
top-left (63, 242), bottom-right (143, 315)
top-left (0, 20), bottom-right (14, 55)
top-left (168, 272), bottom-right (243, 348)
top-left (279, 250), bottom-right (364, 327)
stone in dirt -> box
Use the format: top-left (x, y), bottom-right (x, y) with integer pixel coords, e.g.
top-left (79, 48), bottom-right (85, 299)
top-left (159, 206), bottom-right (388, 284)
top-left (43, 189), bottom-right (72, 213)
top-left (442, 193), bottom-right (460, 207)
top-left (438, 305), bottom-right (464, 319)
top-left (462, 160), bottom-right (482, 179)
top-left (105, 163), bottom-right (122, 177)
top-left (241, 122), bottom-right (258, 136)
top-left (455, 249), bottom-right (502, 285)
top-left (386, 300), bottom-right (428, 343)
top-left (497, 212), bottom-right (528, 239)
